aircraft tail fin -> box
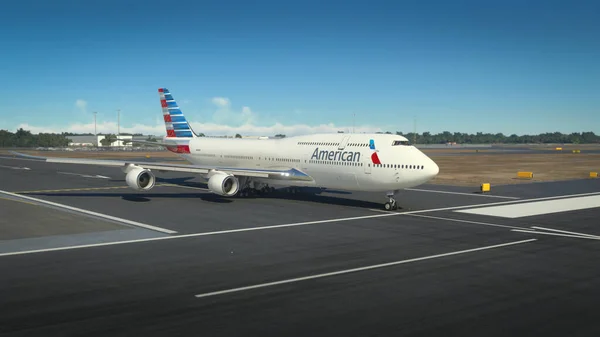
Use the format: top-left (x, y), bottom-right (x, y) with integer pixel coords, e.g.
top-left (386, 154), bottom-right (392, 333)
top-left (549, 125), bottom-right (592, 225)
top-left (158, 88), bottom-right (197, 138)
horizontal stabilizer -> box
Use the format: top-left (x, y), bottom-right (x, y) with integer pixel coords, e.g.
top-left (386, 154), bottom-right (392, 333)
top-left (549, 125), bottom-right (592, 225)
top-left (118, 139), bottom-right (179, 147)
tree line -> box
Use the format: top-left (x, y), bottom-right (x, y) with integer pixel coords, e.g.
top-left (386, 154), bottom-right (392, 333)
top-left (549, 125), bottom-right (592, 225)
top-left (0, 129), bottom-right (72, 147)
top-left (0, 128), bottom-right (598, 147)
top-left (390, 131), bottom-right (599, 144)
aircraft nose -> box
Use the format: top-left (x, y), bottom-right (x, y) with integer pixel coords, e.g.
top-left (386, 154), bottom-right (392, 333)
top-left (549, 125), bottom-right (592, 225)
top-left (429, 160), bottom-right (439, 177)
top-left (423, 155), bottom-right (439, 180)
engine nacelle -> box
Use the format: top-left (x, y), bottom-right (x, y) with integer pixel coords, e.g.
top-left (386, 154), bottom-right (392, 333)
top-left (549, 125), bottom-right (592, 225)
top-left (207, 172), bottom-right (239, 196)
top-left (125, 166), bottom-right (156, 191)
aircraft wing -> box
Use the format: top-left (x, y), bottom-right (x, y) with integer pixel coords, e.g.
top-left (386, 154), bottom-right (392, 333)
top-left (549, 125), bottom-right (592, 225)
top-left (9, 151), bottom-right (313, 181)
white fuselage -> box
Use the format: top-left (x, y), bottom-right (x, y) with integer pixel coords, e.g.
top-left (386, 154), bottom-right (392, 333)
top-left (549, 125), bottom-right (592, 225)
top-left (172, 133), bottom-right (439, 192)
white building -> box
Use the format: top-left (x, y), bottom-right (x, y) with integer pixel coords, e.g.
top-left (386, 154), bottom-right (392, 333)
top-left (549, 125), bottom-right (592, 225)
top-left (66, 135), bottom-right (96, 147)
top-left (67, 135), bottom-right (135, 147)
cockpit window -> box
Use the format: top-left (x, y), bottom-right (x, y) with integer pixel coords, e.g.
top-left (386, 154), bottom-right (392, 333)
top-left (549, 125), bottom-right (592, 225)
top-left (392, 140), bottom-right (410, 146)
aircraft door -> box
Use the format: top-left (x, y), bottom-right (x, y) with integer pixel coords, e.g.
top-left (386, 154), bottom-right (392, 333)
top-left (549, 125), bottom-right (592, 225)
top-left (217, 150), bottom-right (224, 165)
top-left (364, 162), bottom-right (371, 174)
top-left (302, 153), bottom-right (309, 171)
top-left (338, 136), bottom-right (350, 150)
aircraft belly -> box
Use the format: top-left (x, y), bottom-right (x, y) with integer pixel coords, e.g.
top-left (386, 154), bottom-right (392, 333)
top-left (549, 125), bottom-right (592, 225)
top-left (308, 170), bottom-right (359, 190)
top-left (337, 172), bottom-right (360, 189)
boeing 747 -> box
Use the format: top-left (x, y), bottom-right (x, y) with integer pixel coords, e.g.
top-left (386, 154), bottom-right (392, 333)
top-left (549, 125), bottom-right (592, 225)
top-left (13, 88), bottom-right (439, 210)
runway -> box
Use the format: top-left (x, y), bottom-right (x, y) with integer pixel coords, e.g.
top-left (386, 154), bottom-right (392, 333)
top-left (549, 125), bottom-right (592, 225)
top-left (1, 155), bottom-right (600, 336)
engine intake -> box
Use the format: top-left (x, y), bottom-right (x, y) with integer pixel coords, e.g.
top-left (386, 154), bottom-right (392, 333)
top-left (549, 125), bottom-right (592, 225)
top-left (208, 172), bottom-right (239, 196)
top-left (125, 166), bottom-right (156, 191)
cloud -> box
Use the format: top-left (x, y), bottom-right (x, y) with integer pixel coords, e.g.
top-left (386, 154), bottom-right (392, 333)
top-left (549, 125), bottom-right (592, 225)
top-left (210, 96), bottom-right (257, 125)
top-left (75, 99), bottom-right (87, 113)
top-left (16, 121), bottom-right (382, 137)
top-left (211, 97), bottom-right (230, 108)
top-left (240, 106), bottom-right (256, 124)
top-left (15, 96), bottom-right (383, 138)
top-left (17, 121), bottom-right (165, 136)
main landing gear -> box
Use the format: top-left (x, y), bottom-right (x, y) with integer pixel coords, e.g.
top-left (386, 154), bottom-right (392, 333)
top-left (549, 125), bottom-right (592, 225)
top-left (236, 177), bottom-right (275, 197)
top-left (384, 190), bottom-right (399, 211)
top-left (238, 185), bottom-right (301, 197)
top-left (238, 186), bottom-right (275, 197)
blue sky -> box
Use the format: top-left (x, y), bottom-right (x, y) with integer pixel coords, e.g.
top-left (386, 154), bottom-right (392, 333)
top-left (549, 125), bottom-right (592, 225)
top-left (0, 0), bottom-right (598, 136)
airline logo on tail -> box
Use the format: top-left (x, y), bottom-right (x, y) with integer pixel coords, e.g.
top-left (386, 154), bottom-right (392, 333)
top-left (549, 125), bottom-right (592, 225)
top-left (158, 88), bottom-right (196, 138)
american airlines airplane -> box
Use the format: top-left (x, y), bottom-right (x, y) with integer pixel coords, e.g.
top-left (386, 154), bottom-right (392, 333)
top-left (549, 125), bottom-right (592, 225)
top-left (13, 88), bottom-right (439, 210)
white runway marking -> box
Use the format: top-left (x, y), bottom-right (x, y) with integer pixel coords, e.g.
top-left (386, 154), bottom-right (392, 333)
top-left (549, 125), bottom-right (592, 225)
top-left (405, 214), bottom-right (529, 230)
top-left (0, 190), bottom-right (177, 235)
top-left (511, 229), bottom-right (600, 240)
top-left (193, 239), bottom-right (538, 299)
top-left (455, 195), bottom-right (600, 218)
top-left (530, 226), bottom-right (600, 239)
top-left (404, 188), bottom-right (520, 199)
top-left (0, 164), bottom-right (31, 170)
top-left (1, 191), bottom-right (598, 257)
top-left (57, 171), bottom-right (111, 179)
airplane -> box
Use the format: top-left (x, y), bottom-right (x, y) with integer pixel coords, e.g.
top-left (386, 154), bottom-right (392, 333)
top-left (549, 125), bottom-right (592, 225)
top-left (12, 88), bottom-right (439, 211)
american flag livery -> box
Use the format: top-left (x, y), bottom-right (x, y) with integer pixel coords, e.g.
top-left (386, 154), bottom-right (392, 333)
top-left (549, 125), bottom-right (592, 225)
top-left (158, 88), bottom-right (196, 138)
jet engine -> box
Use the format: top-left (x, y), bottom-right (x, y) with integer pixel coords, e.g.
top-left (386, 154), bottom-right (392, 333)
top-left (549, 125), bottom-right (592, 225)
top-left (208, 172), bottom-right (239, 196)
top-left (125, 166), bottom-right (156, 191)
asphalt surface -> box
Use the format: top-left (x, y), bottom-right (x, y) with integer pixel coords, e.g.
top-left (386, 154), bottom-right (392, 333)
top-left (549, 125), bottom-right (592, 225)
top-left (1, 155), bottom-right (600, 336)
top-left (424, 149), bottom-right (600, 155)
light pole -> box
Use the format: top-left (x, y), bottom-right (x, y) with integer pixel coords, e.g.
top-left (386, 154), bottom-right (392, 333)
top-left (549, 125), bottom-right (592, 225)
top-left (93, 112), bottom-right (97, 136)
top-left (117, 109), bottom-right (120, 136)
top-left (413, 117), bottom-right (417, 144)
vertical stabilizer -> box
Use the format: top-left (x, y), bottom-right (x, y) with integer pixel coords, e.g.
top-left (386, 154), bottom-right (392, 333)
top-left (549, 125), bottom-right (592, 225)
top-left (158, 88), bottom-right (197, 138)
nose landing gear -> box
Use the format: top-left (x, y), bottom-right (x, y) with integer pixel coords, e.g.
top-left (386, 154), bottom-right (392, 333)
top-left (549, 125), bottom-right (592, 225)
top-left (384, 190), bottom-right (399, 211)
